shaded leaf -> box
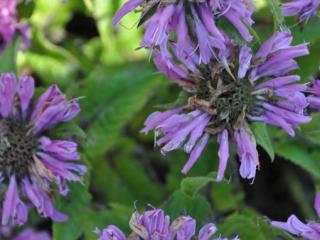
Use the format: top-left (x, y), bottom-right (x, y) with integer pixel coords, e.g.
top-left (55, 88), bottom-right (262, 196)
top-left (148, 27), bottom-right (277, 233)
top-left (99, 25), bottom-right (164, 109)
top-left (251, 123), bottom-right (275, 161)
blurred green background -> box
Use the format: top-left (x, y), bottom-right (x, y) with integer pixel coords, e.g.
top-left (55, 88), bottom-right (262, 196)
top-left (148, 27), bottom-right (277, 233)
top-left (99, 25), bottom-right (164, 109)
top-left (6, 0), bottom-right (320, 239)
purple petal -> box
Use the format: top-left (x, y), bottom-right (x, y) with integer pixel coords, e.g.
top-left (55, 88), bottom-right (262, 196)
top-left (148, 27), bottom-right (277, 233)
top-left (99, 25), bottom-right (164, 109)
top-left (18, 76), bottom-right (34, 119)
top-left (112, 0), bottom-right (143, 25)
top-left (2, 175), bottom-right (28, 226)
top-left (238, 45), bottom-right (253, 79)
top-left (13, 228), bottom-right (51, 240)
top-left (0, 73), bottom-right (17, 118)
top-left (171, 216), bottom-right (196, 240)
top-left (271, 215), bottom-right (311, 235)
top-left (39, 136), bottom-right (80, 161)
top-left (95, 225), bottom-right (126, 240)
top-left (224, 9), bottom-right (253, 42)
top-left (235, 126), bottom-right (259, 179)
top-left (217, 129), bottom-right (229, 182)
top-left (181, 133), bottom-right (210, 174)
top-left (256, 75), bottom-right (301, 89)
top-left (198, 223), bottom-right (217, 240)
top-left (22, 178), bottom-right (68, 222)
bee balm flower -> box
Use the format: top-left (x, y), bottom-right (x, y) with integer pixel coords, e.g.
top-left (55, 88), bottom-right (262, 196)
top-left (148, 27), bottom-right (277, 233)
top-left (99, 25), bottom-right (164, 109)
top-left (282, 0), bottom-right (320, 22)
top-left (271, 193), bottom-right (320, 240)
top-left (113, 0), bottom-right (255, 66)
top-left (142, 31), bottom-right (310, 180)
top-left (96, 208), bottom-right (238, 240)
top-left (0, 73), bottom-right (86, 225)
top-left (0, 0), bottom-right (30, 53)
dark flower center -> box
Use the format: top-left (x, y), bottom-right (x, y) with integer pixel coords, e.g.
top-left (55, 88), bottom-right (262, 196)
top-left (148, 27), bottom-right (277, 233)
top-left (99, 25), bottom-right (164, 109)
top-left (0, 119), bottom-right (37, 179)
top-left (188, 65), bottom-right (257, 131)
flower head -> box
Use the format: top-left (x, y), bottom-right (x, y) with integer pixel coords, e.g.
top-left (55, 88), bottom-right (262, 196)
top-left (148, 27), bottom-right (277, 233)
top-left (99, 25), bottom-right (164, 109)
top-left (113, 0), bottom-right (255, 66)
top-left (305, 79), bottom-right (320, 110)
top-left (271, 193), bottom-right (320, 240)
top-left (282, 0), bottom-right (320, 22)
top-left (142, 31), bottom-right (310, 180)
top-left (95, 225), bottom-right (126, 240)
top-left (12, 228), bottom-right (51, 240)
top-left (96, 207), bottom-right (238, 240)
top-left (0, 0), bottom-right (30, 53)
top-left (0, 225), bottom-right (50, 240)
top-left (0, 73), bottom-right (86, 225)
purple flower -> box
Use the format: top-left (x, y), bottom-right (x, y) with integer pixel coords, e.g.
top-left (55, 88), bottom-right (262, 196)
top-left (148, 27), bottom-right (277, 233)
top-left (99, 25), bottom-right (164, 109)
top-left (13, 228), bottom-right (51, 240)
top-left (113, 0), bottom-right (255, 65)
top-left (96, 207), bottom-right (238, 240)
top-left (95, 225), bottom-right (126, 240)
top-left (305, 79), bottom-right (320, 110)
top-left (0, 226), bottom-right (51, 240)
top-left (271, 193), bottom-right (320, 240)
top-left (282, 0), bottom-right (320, 22)
top-left (0, 0), bottom-right (30, 53)
top-left (0, 73), bottom-right (86, 225)
top-left (142, 31), bottom-right (310, 180)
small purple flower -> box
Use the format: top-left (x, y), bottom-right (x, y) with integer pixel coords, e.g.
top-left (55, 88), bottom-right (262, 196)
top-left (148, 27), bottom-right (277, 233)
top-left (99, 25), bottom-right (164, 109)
top-left (0, 225), bottom-right (51, 240)
top-left (271, 193), bottom-right (320, 240)
top-left (142, 31), bottom-right (310, 180)
top-left (0, 0), bottom-right (30, 53)
top-left (13, 228), bottom-right (51, 240)
top-left (95, 225), bottom-right (126, 240)
top-left (113, 0), bottom-right (255, 66)
top-left (282, 0), bottom-right (320, 22)
top-left (129, 208), bottom-right (171, 239)
top-left (0, 73), bottom-right (86, 225)
top-left (96, 207), bottom-right (238, 240)
top-left (305, 79), bottom-right (320, 110)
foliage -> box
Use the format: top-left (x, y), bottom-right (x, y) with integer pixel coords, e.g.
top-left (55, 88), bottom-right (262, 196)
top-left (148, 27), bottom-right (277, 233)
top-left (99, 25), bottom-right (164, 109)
top-left (4, 0), bottom-right (320, 239)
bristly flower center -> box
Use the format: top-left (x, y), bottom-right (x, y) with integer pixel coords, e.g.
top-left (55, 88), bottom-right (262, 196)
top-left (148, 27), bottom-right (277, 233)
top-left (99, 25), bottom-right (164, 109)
top-left (0, 119), bottom-right (37, 179)
top-left (187, 64), bottom-right (258, 132)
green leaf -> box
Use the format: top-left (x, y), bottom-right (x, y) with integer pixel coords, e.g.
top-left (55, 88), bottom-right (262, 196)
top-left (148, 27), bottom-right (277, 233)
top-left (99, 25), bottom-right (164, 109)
top-left (17, 1), bottom-right (35, 18)
top-left (211, 182), bottom-right (244, 212)
top-left (155, 91), bottom-right (189, 110)
top-left (78, 62), bottom-right (163, 157)
top-left (83, 204), bottom-right (132, 240)
top-left (251, 123), bottom-right (275, 161)
top-left (300, 113), bottom-right (320, 145)
top-left (53, 182), bottom-right (92, 240)
top-left (274, 138), bottom-right (320, 178)
top-left (51, 122), bottom-right (87, 143)
top-left (219, 209), bottom-right (295, 240)
top-left (162, 191), bottom-right (211, 225)
top-left (292, 18), bottom-right (320, 44)
top-left (268, 0), bottom-right (285, 31)
top-left (113, 138), bottom-right (164, 204)
top-left (0, 40), bottom-right (17, 73)
top-left (181, 176), bottom-right (214, 197)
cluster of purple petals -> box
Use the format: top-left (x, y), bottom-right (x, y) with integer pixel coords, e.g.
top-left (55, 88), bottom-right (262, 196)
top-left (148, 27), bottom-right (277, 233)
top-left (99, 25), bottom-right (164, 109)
top-left (0, 226), bottom-right (51, 240)
top-left (142, 31), bottom-right (310, 180)
top-left (0, 0), bottom-right (30, 53)
top-left (0, 73), bottom-right (86, 225)
top-left (271, 193), bottom-right (320, 240)
top-left (305, 79), bottom-right (320, 110)
top-left (113, 0), bottom-right (255, 66)
top-left (282, 0), bottom-right (320, 22)
top-left (95, 208), bottom-right (239, 240)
